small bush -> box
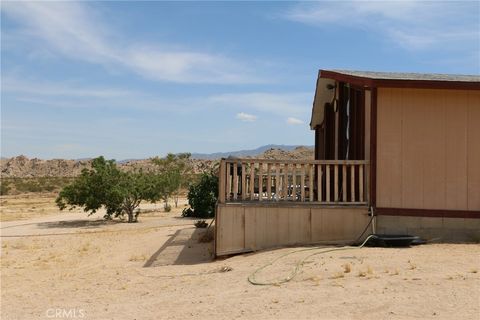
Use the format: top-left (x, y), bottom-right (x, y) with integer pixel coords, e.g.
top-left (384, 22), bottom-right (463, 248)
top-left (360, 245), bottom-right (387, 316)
top-left (164, 204), bottom-right (172, 212)
top-left (194, 220), bottom-right (208, 228)
top-left (182, 170), bottom-right (218, 218)
top-left (0, 181), bottom-right (11, 195)
top-left (1, 177), bottom-right (75, 195)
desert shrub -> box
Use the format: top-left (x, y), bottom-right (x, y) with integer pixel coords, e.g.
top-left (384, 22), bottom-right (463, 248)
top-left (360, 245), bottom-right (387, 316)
top-left (56, 156), bottom-right (164, 223)
top-left (1, 177), bottom-right (74, 195)
top-left (194, 220), bottom-right (208, 228)
top-left (16, 179), bottom-right (43, 193)
top-left (0, 181), bottom-right (11, 195)
top-left (44, 185), bottom-right (56, 192)
top-left (164, 204), bottom-right (172, 212)
top-left (151, 153), bottom-right (193, 208)
top-left (182, 170), bottom-right (218, 218)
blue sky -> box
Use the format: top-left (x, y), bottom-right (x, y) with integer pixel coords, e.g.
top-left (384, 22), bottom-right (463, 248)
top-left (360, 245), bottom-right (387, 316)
top-left (2, 1), bottom-right (479, 159)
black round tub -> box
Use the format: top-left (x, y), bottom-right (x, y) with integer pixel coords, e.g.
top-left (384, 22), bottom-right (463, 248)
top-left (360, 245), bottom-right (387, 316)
top-left (365, 234), bottom-right (423, 247)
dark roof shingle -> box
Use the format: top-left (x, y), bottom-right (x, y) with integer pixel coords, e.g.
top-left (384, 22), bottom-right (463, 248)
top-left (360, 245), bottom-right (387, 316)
top-left (325, 69), bottom-right (480, 82)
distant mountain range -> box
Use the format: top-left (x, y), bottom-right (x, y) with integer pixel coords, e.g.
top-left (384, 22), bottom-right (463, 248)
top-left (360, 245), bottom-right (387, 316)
top-left (1, 145), bottom-right (314, 178)
top-left (190, 144), bottom-right (313, 160)
top-left (1, 145), bottom-right (314, 163)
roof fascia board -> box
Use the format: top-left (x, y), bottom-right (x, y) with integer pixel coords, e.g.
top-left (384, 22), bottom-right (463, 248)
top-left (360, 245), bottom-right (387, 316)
top-left (319, 70), bottom-right (480, 90)
top-left (319, 70), bottom-right (373, 88)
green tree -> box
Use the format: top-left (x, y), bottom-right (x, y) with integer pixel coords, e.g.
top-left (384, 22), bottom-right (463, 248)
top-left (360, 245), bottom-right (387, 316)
top-left (151, 153), bottom-right (192, 208)
top-left (56, 156), bottom-right (162, 223)
top-left (182, 170), bottom-right (218, 218)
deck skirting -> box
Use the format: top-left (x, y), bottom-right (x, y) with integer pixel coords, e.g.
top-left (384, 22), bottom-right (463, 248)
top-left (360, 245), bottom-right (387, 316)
top-left (215, 203), bottom-right (370, 256)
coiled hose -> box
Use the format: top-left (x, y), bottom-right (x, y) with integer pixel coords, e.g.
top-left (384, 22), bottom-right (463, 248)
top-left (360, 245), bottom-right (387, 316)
top-left (248, 214), bottom-right (377, 286)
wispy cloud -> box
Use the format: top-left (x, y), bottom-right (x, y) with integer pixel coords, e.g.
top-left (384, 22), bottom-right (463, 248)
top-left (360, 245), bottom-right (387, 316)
top-left (286, 117), bottom-right (303, 125)
top-left (208, 92), bottom-right (311, 117)
top-left (2, 76), bottom-right (312, 121)
top-left (1, 76), bottom-right (196, 113)
top-left (2, 77), bottom-right (131, 98)
top-left (284, 1), bottom-right (479, 51)
top-left (2, 2), bottom-right (263, 84)
top-left (236, 112), bottom-right (257, 122)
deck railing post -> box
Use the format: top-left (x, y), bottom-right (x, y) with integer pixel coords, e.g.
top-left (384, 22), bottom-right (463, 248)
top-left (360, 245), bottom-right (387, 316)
top-left (300, 164), bottom-right (305, 201)
top-left (367, 163), bottom-right (371, 205)
top-left (226, 162), bottom-right (232, 201)
top-left (275, 163), bottom-right (280, 201)
top-left (258, 162), bottom-right (263, 202)
top-left (291, 164), bottom-right (297, 201)
top-left (249, 162), bottom-right (255, 201)
top-left (309, 164), bottom-right (314, 202)
top-left (241, 163), bottom-right (246, 200)
top-left (317, 164), bottom-right (322, 202)
top-left (266, 163), bottom-right (272, 200)
top-left (350, 165), bottom-right (356, 202)
top-left (218, 160), bottom-right (226, 204)
top-left (326, 164), bottom-right (331, 203)
top-left (359, 164), bottom-right (364, 203)
top-left (233, 162), bottom-right (238, 200)
top-left (334, 165), bottom-right (339, 202)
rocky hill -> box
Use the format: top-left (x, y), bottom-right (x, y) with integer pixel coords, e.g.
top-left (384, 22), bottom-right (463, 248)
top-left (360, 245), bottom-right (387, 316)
top-left (191, 144), bottom-right (313, 159)
top-left (1, 146), bottom-right (314, 178)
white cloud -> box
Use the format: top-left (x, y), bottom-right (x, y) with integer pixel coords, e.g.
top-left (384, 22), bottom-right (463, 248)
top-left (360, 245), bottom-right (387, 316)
top-left (286, 117), bottom-right (303, 125)
top-left (126, 47), bottom-right (256, 84)
top-left (2, 76), bottom-right (312, 119)
top-left (2, 77), bottom-right (131, 98)
top-left (1, 75), bottom-right (197, 113)
top-left (209, 92), bottom-right (311, 117)
top-left (236, 112), bottom-right (257, 122)
top-left (2, 2), bottom-right (262, 84)
top-left (284, 1), bottom-right (479, 52)
top-left (2, 2), bottom-right (117, 63)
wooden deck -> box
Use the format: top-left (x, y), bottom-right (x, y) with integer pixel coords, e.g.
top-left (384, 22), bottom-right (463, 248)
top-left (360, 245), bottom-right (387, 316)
top-left (219, 158), bottom-right (370, 205)
top-left (215, 158), bottom-right (371, 256)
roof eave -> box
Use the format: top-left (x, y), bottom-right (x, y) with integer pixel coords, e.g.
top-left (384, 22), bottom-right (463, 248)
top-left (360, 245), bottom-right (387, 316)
top-left (319, 69), bottom-right (480, 90)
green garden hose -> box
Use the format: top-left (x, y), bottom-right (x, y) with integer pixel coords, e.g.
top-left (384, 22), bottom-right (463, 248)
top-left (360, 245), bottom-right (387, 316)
top-left (248, 234), bottom-right (377, 286)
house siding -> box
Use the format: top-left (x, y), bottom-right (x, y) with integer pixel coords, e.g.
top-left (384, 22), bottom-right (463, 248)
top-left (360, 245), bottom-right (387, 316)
top-left (376, 88), bottom-right (480, 211)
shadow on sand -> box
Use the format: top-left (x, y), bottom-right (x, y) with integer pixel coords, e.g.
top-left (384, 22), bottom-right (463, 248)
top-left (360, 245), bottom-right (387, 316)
top-left (143, 227), bottom-right (213, 267)
top-left (37, 219), bottom-right (122, 229)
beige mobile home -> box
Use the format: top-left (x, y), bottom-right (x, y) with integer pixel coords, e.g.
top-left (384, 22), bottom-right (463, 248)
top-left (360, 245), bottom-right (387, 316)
top-left (215, 70), bottom-right (480, 256)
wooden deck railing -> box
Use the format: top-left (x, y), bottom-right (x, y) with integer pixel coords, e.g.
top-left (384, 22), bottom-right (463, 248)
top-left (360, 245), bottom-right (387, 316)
top-left (218, 158), bottom-right (369, 205)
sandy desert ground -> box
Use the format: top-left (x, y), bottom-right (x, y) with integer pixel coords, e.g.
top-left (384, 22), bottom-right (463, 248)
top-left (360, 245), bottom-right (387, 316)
top-left (1, 194), bottom-right (479, 320)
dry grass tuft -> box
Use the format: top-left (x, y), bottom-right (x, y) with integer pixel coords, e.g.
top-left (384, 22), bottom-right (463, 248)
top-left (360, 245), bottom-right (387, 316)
top-left (367, 265), bottom-right (374, 275)
top-left (408, 260), bottom-right (417, 270)
top-left (305, 275), bottom-right (322, 285)
top-left (330, 272), bottom-right (345, 279)
top-left (342, 263), bottom-right (352, 273)
top-left (129, 254), bottom-right (148, 262)
top-left (79, 242), bottom-right (91, 253)
top-left (358, 266), bottom-right (374, 278)
top-left (10, 241), bottom-right (28, 250)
